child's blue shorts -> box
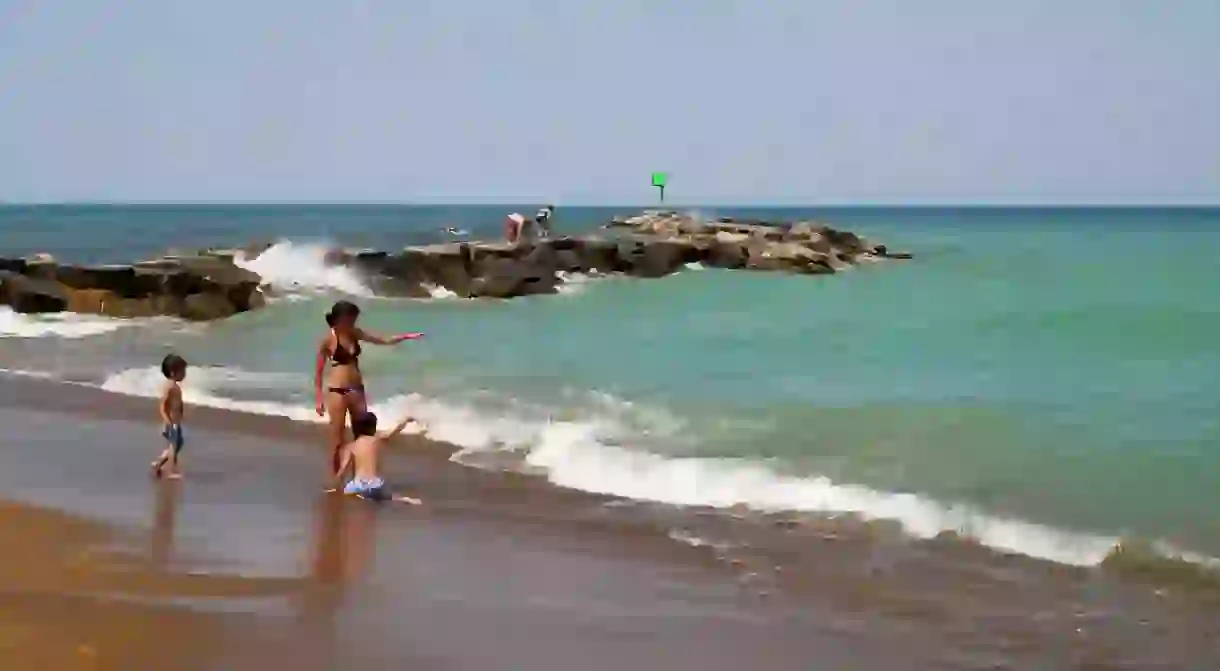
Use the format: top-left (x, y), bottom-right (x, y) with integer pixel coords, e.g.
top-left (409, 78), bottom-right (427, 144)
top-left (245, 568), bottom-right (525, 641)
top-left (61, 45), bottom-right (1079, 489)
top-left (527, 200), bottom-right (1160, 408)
top-left (162, 424), bottom-right (184, 453)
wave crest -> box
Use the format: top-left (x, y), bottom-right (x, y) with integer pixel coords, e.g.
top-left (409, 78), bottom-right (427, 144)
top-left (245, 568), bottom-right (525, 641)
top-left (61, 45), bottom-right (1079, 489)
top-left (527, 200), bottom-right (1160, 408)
top-left (85, 363), bottom-right (1220, 572)
top-left (234, 240), bottom-right (373, 297)
top-left (0, 307), bottom-right (132, 339)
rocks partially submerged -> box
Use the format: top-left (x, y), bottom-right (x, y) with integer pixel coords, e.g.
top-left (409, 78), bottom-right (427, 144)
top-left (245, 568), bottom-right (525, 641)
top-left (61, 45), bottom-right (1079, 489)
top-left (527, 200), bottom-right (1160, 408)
top-left (0, 252), bottom-right (265, 321)
top-left (348, 211), bottom-right (911, 299)
top-left (1, 211), bottom-right (909, 319)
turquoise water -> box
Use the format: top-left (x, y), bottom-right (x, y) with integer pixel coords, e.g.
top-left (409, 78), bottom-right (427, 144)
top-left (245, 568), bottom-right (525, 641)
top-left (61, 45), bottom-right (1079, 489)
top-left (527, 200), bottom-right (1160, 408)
top-left (4, 205), bottom-right (1220, 562)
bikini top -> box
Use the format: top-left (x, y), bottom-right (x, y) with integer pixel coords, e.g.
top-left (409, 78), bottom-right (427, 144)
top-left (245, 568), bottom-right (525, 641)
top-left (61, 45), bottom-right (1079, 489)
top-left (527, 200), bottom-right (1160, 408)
top-left (329, 332), bottom-right (362, 366)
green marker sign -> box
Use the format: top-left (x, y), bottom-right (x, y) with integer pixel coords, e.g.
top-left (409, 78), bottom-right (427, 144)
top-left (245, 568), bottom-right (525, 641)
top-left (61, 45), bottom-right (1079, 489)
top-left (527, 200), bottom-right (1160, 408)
top-left (651, 172), bottom-right (668, 203)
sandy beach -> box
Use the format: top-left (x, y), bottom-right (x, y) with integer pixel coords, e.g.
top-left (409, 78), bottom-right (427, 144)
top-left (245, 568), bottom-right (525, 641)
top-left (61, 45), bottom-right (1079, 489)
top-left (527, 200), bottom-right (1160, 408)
top-left (1, 374), bottom-right (1218, 669)
top-left (0, 377), bottom-right (891, 670)
top-left (4, 0), bottom-right (1219, 665)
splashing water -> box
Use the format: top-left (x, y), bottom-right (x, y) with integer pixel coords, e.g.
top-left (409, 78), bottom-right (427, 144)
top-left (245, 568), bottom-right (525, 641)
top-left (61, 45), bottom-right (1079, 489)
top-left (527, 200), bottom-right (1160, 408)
top-left (235, 241), bottom-right (373, 297)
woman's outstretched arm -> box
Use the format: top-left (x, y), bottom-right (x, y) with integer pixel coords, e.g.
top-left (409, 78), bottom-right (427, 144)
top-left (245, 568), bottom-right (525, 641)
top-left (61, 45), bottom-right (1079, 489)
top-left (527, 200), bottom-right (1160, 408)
top-left (356, 328), bottom-right (424, 346)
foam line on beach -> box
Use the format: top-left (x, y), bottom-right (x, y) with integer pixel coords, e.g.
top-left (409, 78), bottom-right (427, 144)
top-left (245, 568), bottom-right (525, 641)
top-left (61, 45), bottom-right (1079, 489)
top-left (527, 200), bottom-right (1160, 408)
top-left (0, 306), bottom-right (133, 339)
top-left (38, 363), bottom-right (1215, 572)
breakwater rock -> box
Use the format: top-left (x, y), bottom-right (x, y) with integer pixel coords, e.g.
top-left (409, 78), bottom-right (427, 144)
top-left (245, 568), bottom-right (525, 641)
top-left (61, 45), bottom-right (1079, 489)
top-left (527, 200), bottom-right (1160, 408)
top-left (0, 252), bottom-right (265, 320)
top-left (1, 212), bottom-right (909, 318)
top-left (343, 211), bottom-right (911, 299)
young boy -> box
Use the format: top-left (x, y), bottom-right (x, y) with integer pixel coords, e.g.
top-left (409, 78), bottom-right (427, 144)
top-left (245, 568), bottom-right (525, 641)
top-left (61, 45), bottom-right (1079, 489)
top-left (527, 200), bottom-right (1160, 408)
top-left (152, 354), bottom-right (188, 479)
top-left (332, 412), bottom-right (424, 504)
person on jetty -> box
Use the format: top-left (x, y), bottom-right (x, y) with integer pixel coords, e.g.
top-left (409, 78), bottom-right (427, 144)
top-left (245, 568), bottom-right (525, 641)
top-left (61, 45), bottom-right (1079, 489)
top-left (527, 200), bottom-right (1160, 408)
top-left (332, 412), bottom-right (423, 504)
top-left (151, 353), bottom-right (188, 479)
top-left (504, 212), bottom-right (527, 244)
top-left (314, 300), bottom-right (424, 476)
top-left (533, 205), bottom-right (555, 238)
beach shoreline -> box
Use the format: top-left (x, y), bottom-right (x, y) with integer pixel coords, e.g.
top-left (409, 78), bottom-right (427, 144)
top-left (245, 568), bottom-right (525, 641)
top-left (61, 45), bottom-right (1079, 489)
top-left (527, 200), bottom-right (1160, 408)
top-left (0, 375), bottom-right (874, 669)
top-left (0, 496), bottom-right (309, 670)
top-left (2, 373), bottom-right (1220, 668)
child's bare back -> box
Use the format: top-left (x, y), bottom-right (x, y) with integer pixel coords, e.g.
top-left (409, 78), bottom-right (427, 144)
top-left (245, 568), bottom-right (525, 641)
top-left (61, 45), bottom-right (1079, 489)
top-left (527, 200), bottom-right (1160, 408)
top-left (332, 412), bottom-right (423, 505)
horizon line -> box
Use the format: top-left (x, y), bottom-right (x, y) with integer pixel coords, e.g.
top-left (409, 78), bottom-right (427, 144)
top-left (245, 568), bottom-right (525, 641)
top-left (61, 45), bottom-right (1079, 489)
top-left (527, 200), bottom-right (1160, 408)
top-left (3, 200), bottom-right (1219, 209)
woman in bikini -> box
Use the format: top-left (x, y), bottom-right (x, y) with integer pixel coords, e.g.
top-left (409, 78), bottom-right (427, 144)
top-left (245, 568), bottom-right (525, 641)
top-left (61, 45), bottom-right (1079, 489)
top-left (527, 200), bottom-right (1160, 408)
top-left (314, 300), bottom-right (423, 475)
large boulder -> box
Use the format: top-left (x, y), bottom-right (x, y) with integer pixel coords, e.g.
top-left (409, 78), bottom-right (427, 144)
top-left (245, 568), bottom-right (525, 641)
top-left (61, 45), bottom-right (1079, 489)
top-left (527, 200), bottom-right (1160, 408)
top-left (0, 271), bottom-right (68, 313)
top-left (519, 243), bottom-right (560, 274)
top-left (224, 279), bottom-right (267, 312)
top-left (61, 289), bottom-right (166, 318)
top-left (382, 244), bottom-right (475, 297)
top-left (616, 239), bottom-right (693, 278)
top-left (824, 227), bottom-right (868, 256)
top-left (677, 218), bottom-right (710, 236)
top-left (52, 265), bottom-right (144, 297)
top-left (0, 258), bottom-right (27, 274)
top-left (746, 242), bottom-right (836, 275)
top-left (172, 255), bottom-right (263, 288)
top-left (568, 239), bottom-right (620, 273)
top-left (553, 248), bottom-right (586, 273)
top-left (1, 253), bottom-right (266, 321)
top-left (704, 238), bottom-right (749, 269)
top-left (183, 292), bottom-right (242, 320)
top-left (469, 258), bottom-right (558, 298)
top-left (133, 267), bottom-right (207, 295)
top-left (468, 242), bottom-right (519, 264)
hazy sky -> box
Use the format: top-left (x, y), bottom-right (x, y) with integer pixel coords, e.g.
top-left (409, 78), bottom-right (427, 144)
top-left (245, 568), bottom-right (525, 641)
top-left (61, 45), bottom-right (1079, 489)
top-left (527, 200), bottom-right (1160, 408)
top-left (1, 1), bottom-right (1217, 204)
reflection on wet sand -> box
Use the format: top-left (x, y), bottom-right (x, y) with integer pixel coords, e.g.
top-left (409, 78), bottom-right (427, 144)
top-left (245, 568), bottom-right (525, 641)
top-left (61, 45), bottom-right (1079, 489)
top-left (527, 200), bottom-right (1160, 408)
top-left (293, 493), bottom-right (380, 666)
top-left (0, 498), bottom-right (305, 670)
top-left (309, 493), bottom-right (378, 589)
top-left (149, 481), bottom-right (181, 570)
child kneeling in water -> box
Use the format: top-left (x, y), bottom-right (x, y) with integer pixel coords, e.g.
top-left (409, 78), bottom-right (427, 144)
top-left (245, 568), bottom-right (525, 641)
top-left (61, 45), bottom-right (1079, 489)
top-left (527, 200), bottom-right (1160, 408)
top-left (333, 412), bottom-right (424, 505)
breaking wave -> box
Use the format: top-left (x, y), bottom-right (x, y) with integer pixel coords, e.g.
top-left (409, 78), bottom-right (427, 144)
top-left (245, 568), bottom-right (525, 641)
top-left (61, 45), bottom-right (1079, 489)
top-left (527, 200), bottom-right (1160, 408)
top-left (87, 364), bottom-right (1220, 572)
top-left (234, 240), bottom-right (373, 297)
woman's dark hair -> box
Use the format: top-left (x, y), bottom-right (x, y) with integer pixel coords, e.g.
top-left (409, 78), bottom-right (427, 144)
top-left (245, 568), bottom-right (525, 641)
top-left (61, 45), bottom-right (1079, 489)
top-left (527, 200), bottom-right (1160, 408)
top-left (325, 300), bottom-right (361, 327)
top-left (161, 353), bottom-right (188, 379)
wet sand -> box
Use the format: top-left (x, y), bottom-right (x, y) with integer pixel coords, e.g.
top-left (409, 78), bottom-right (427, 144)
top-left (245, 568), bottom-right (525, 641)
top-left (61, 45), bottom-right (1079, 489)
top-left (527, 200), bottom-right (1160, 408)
top-left (1, 376), bottom-right (1218, 669)
top-left (0, 498), bottom-right (307, 670)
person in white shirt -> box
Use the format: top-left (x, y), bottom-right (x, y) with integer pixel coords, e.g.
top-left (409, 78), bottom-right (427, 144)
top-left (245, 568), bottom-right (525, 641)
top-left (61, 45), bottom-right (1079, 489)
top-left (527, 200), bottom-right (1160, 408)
top-left (533, 205), bottom-right (555, 238)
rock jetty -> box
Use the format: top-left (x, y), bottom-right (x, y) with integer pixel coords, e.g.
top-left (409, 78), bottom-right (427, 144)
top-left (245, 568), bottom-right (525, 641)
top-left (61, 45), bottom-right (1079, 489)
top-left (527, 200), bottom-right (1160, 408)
top-left (0, 252), bottom-right (265, 320)
top-left (1, 211), bottom-right (909, 319)
top-left (345, 211), bottom-right (911, 299)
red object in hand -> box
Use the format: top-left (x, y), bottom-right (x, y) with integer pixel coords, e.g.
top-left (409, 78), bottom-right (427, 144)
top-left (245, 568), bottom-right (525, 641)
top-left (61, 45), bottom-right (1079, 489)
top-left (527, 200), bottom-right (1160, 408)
top-left (396, 332), bottom-right (425, 341)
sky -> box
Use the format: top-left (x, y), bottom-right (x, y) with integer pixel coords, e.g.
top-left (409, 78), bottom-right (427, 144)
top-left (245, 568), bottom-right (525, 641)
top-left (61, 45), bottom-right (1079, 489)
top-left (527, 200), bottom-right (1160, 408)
top-left (0, 0), bottom-right (1217, 205)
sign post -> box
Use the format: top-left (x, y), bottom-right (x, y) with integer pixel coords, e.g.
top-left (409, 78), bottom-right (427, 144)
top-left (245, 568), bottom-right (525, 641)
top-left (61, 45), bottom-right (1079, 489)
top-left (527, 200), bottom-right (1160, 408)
top-left (651, 172), bottom-right (668, 203)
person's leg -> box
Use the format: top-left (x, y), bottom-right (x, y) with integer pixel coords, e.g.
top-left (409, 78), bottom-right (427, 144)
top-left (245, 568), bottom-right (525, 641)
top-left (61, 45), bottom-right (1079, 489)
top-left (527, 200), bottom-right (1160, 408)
top-left (165, 425), bottom-right (184, 478)
top-left (348, 477), bottom-right (411, 504)
top-left (151, 446), bottom-right (170, 475)
top-left (326, 444), bottom-right (356, 493)
top-left (346, 388), bottom-right (369, 419)
top-left (324, 392), bottom-right (349, 475)
top-left (153, 425), bottom-right (181, 478)
top-left (338, 389), bottom-right (370, 478)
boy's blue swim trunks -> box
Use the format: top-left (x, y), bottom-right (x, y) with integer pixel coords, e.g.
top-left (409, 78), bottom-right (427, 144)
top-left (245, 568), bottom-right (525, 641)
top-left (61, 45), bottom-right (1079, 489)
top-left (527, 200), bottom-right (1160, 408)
top-left (343, 476), bottom-right (388, 501)
top-left (162, 424), bottom-right (184, 453)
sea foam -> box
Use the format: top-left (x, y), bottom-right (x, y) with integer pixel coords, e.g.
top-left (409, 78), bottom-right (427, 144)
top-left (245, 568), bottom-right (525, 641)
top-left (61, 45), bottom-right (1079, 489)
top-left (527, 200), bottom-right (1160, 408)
top-left (234, 240), bottom-right (373, 297)
top-left (0, 306), bottom-right (132, 339)
top-left (86, 363), bottom-right (1207, 570)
